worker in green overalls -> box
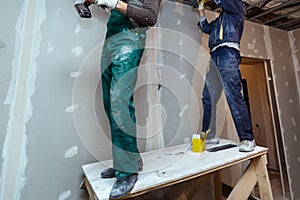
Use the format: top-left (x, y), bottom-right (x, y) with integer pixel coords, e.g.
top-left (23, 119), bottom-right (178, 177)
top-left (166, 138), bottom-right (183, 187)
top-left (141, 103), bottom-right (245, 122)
top-left (86, 0), bottom-right (161, 198)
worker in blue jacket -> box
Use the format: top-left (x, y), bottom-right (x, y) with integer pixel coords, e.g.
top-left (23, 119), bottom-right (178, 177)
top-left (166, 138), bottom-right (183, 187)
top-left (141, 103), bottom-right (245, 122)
top-left (197, 0), bottom-right (255, 152)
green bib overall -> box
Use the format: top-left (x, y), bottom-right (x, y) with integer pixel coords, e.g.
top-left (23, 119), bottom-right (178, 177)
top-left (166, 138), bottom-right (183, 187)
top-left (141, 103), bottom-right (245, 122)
top-left (101, 9), bottom-right (147, 178)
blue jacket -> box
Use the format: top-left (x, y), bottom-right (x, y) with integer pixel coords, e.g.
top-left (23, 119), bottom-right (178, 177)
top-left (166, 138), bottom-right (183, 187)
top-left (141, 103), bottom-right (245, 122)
top-left (198, 0), bottom-right (246, 51)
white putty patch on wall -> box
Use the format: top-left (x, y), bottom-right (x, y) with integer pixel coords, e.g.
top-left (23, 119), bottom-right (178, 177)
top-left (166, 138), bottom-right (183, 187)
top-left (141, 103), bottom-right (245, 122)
top-left (47, 42), bottom-right (54, 53)
top-left (179, 74), bottom-right (185, 79)
top-left (184, 137), bottom-right (190, 144)
top-left (246, 54), bottom-right (256, 58)
top-left (70, 71), bottom-right (82, 78)
top-left (71, 47), bottom-right (83, 56)
top-left (75, 25), bottom-right (80, 35)
top-left (284, 81), bottom-right (289, 86)
top-left (54, 8), bottom-right (61, 17)
top-left (146, 116), bottom-right (151, 127)
top-left (289, 99), bottom-right (294, 103)
top-left (291, 117), bottom-right (296, 126)
top-left (58, 190), bottom-right (71, 200)
top-left (180, 54), bottom-right (183, 61)
top-left (179, 104), bottom-right (189, 117)
top-left (65, 104), bottom-right (79, 113)
top-left (247, 43), bottom-right (255, 50)
top-left (293, 134), bottom-right (297, 142)
top-left (178, 39), bottom-right (183, 46)
top-left (64, 146), bottom-right (78, 158)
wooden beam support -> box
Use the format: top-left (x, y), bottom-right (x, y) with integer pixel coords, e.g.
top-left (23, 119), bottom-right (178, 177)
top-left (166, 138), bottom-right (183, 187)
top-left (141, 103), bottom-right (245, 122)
top-left (227, 161), bottom-right (258, 200)
top-left (214, 171), bottom-right (223, 200)
top-left (180, 174), bottom-right (211, 200)
top-left (84, 178), bottom-right (97, 200)
top-left (253, 155), bottom-right (273, 200)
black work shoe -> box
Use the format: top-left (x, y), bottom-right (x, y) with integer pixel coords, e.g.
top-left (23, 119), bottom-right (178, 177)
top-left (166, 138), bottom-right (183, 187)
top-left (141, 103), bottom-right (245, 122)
top-left (101, 168), bottom-right (115, 178)
top-left (101, 158), bottom-right (143, 179)
top-left (109, 173), bottom-right (138, 199)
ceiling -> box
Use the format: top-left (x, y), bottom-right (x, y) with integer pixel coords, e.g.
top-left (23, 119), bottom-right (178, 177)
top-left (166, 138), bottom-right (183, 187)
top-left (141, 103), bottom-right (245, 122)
top-left (179, 0), bottom-right (300, 31)
top-left (244, 0), bottom-right (300, 31)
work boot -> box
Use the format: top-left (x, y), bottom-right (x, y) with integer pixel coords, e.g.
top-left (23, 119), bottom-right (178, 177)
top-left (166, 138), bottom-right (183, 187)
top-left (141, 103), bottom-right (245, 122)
top-left (109, 173), bottom-right (138, 199)
top-left (239, 140), bottom-right (256, 152)
top-left (101, 158), bottom-right (143, 178)
top-left (101, 168), bottom-right (115, 178)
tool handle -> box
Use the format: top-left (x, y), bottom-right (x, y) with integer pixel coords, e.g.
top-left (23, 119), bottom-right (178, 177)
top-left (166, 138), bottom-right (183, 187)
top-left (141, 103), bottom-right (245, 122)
top-left (206, 144), bottom-right (237, 152)
top-left (100, 5), bottom-right (108, 12)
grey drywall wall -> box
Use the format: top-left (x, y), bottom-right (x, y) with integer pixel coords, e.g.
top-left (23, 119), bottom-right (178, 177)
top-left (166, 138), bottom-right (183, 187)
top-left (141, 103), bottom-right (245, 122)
top-left (158, 1), bottom-right (205, 147)
top-left (290, 28), bottom-right (300, 98)
top-left (0, 1), bottom-right (28, 199)
top-left (0, 0), bottom-right (107, 199)
top-left (242, 21), bottom-right (300, 199)
top-left (19, 0), bottom-right (111, 199)
top-left (0, 0), bottom-right (23, 182)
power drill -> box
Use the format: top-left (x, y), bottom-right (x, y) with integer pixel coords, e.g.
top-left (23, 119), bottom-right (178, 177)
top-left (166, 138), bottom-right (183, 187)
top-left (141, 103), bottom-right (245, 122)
top-left (74, 0), bottom-right (108, 18)
top-left (190, 0), bottom-right (199, 8)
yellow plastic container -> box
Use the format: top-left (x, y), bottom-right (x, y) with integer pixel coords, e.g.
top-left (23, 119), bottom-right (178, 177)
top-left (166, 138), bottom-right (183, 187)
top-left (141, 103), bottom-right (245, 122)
top-left (192, 130), bottom-right (210, 153)
top-left (192, 132), bottom-right (206, 153)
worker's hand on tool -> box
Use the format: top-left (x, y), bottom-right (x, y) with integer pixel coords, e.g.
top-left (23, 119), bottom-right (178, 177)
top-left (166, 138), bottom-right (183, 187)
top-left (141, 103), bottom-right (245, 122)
top-left (198, 0), bottom-right (206, 10)
top-left (94, 0), bottom-right (118, 9)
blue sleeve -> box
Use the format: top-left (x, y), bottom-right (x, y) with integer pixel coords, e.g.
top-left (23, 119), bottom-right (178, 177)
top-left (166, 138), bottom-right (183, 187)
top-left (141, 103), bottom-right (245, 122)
top-left (212, 0), bottom-right (245, 15)
top-left (197, 16), bottom-right (212, 34)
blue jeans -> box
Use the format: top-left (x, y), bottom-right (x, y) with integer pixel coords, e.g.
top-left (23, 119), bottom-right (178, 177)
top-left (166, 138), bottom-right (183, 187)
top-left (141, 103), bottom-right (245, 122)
top-left (202, 47), bottom-right (253, 141)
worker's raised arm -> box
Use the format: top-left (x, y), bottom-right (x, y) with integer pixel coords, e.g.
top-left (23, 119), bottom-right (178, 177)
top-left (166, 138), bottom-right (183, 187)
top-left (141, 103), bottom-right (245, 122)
top-left (197, 0), bottom-right (212, 34)
top-left (94, 0), bottom-right (161, 27)
top-left (211, 0), bottom-right (245, 15)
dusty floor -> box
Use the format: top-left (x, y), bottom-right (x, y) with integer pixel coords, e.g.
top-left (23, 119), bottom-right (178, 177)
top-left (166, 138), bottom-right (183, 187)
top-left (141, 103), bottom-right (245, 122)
top-left (254, 170), bottom-right (285, 200)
